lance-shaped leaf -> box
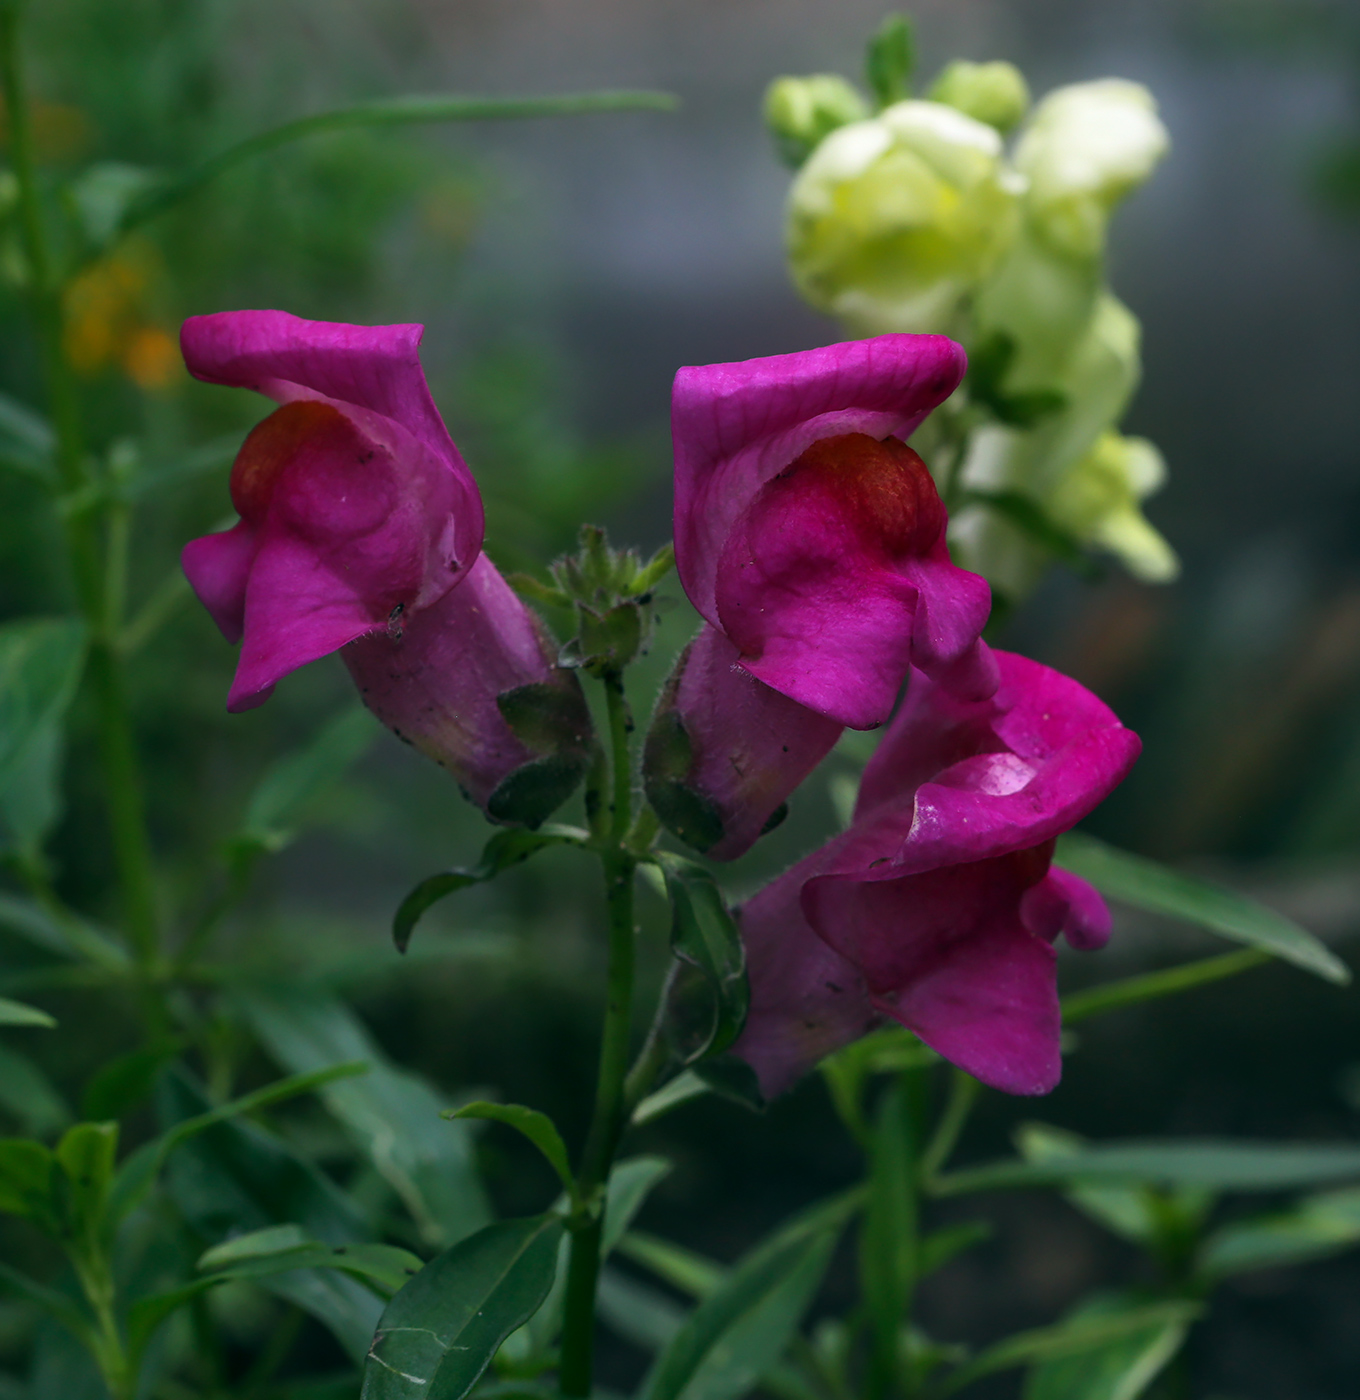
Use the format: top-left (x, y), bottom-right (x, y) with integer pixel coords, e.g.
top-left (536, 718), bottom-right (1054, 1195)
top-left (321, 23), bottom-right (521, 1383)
top-left (638, 1192), bottom-right (857, 1400)
top-left (1055, 832), bottom-right (1349, 984)
top-left (448, 1102), bottom-right (573, 1196)
top-left (1198, 1185), bottom-right (1360, 1279)
top-left (655, 854), bottom-right (748, 1065)
top-left (0, 997), bottom-right (56, 1028)
top-left (1021, 1293), bottom-right (1190, 1400)
top-left (362, 1213), bottom-right (563, 1400)
top-left (239, 986), bottom-right (491, 1250)
top-left (0, 1047), bottom-right (71, 1138)
top-left (393, 824), bottom-right (587, 952)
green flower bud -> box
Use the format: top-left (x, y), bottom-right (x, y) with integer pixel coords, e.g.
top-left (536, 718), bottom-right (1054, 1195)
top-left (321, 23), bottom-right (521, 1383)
top-left (928, 60), bottom-right (1030, 133)
top-left (764, 74), bottom-right (870, 169)
top-left (1014, 79), bottom-right (1169, 258)
top-left (1048, 431), bottom-right (1178, 582)
top-left (786, 100), bottom-right (1021, 335)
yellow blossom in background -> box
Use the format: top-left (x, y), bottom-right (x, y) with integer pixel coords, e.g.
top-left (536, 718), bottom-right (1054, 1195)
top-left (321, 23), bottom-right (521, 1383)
top-left (786, 99), bottom-right (1021, 335)
top-left (63, 241), bottom-right (181, 391)
top-left (1048, 430), bottom-right (1179, 582)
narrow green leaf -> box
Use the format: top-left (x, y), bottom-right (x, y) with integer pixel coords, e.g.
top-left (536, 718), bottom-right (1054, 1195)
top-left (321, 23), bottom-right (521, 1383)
top-left (619, 1231), bottom-right (727, 1301)
top-left (118, 90), bottom-right (677, 238)
top-left (632, 1070), bottom-right (710, 1126)
top-left (234, 705), bottom-right (377, 857)
top-left (934, 1139), bottom-right (1360, 1197)
top-left (1199, 1185), bottom-right (1360, 1278)
top-left (0, 997), bottom-right (55, 1028)
top-left (0, 1138), bottom-right (56, 1227)
top-left (239, 986), bottom-right (491, 1249)
top-left (393, 825), bottom-right (585, 952)
top-left (108, 1061), bottom-right (368, 1225)
top-left (656, 854), bottom-right (748, 1063)
top-left (194, 1225), bottom-right (423, 1294)
top-left (0, 391), bottom-right (54, 473)
top-left (865, 13), bottom-right (915, 109)
top-left (917, 1222), bottom-right (992, 1279)
top-left (81, 1040), bottom-right (182, 1121)
top-left (1055, 832), bottom-right (1350, 984)
top-left (0, 1261), bottom-right (94, 1346)
top-left (1062, 949), bottom-right (1270, 1024)
top-left (0, 1047), bottom-right (71, 1137)
top-left (0, 892), bottom-right (129, 969)
top-left (602, 1157), bottom-right (672, 1257)
top-left (935, 1301), bottom-right (1200, 1396)
top-left (361, 1214), bottom-right (564, 1400)
top-left (637, 1196), bottom-right (851, 1400)
top-left (1022, 1293), bottom-right (1190, 1400)
top-left (596, 1266), bottom-right (688, 1352)
top-left (449, 1102), bottom-right (573, 1195)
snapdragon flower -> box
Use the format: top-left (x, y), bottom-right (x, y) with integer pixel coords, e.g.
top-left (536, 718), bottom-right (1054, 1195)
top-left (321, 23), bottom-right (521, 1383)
top-left (181, 311), bottom-right (591, 825)
top-left (732, 651), bottom-right (1139, 1097)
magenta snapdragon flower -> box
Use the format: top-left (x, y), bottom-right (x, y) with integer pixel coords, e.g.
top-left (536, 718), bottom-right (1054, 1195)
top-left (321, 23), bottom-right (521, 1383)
top-left (181, 311), bottom-right (590, 823)
top-left (671, 335), bottom-right (995, 731)
top-left (732, 651), bottom-right (1140, 1097)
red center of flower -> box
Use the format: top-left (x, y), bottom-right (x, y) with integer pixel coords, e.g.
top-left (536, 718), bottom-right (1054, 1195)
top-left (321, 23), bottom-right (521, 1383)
top-left (768, 432), bottom-right (945, 561)
top-left (229, 399), bottom-right (353, 523)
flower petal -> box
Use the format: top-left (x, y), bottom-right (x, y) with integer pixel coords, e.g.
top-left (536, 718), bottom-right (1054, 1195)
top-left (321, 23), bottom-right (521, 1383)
top-left (1021, 866), bottom-right (1111, 950)
top-left (180, 309), bottom-right (483, 575)
top-left (673, 335), bottom-right (967, 627)
top-left (644, 625), bottom-right (843, 859)
top-left (181, 520), bottom-right (257, 645)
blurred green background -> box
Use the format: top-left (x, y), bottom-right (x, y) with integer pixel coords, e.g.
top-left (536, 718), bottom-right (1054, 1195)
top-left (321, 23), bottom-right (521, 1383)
top-left (2, 0), bottom-right (1359, 1395)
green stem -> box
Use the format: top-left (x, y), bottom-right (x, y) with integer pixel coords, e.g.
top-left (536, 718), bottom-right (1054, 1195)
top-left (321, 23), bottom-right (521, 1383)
top-left (918, 1069), bottom-right (980, 1183)
top-left (560, 669), bottom-right (641, 1397)
top-left (0, 6), bottom-right (161, 986)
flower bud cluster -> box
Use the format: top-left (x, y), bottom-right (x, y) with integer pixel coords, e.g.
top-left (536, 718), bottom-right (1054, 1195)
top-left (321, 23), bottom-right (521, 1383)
top-left (765, 20), bottom-right (1176, 602)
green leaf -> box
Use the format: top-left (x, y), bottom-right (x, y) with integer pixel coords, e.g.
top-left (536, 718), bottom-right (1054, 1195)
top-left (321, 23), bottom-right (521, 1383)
top-left (154, 1068), bottom-right (381, 1362)
top-left (618, 1231), bottom-right (728, 1300)
top-left (0, 997), bottom-right (55, 1028)
top-left (362, 1214), bottom-right (564, 1400)
top-left (1022, 1293), bottom-right (1190, 1400)
top-left (232, 705), bottom-right (377, 860)
top-left (0, 1261), bottom-right (94, 1346)
top-left (935, 1301), bottom-right (1200, 1396)
top-left (656, 854), bottom-right (748, 1064)
top-left (0, 891), bottom-right (129, 969)
top-left (602, 1157), bottom-right (672, 1257)
top-left (109, 1061), bottom-right (368, 1226)
top-left (80, 1040), bottom-right (182, 1121)
top-left (449, 1102), bottom-right (573, 1195)
top-left (0, 1047), bottom-right (71, 1138)
top-left (917, 1222), bottom-right (992, 1280)
top-left (0, 1138), bottom-right (56, 1228)
top-left (0, 618), bottom-right (87, 851)
top-left (632, 1069), bottom-right (711, 1126)
top-left (117, 91), bottom-right (679, 240)
top-left (1199, 1185), bottom-right (1360, 1278)
top-left (865, 13), bottom-right (915, 108)
top-left (392, 824), bottom-right (585, 952)
top-left (191, 1224), bottom-right (423, 1295)
top-left (934, 1138), bottom-right (1360, 1197)
top-left (1055, 832), bottom-right (1350, 985)
top-left (596, 1266), bottom-right (688, 1352)
top-left (637, 1195), bottom-right (853, 1400)
top-left (238, 985), bottom-right (492, 1250)
top-left (0, 391), bottom-right (54, 482)
top-left (1062, 949), bottom-right (1270, 1025)
top-left (65, 162), bottom-right (163, 249)
top-left (55, 1121), bottom-right (118, 1240)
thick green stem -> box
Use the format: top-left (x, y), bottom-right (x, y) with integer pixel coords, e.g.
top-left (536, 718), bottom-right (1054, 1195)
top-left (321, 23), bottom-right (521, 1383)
top-left (560, 668), bottom-right (641, 1397)
top-left (0, 6), bottom-right (161, 980)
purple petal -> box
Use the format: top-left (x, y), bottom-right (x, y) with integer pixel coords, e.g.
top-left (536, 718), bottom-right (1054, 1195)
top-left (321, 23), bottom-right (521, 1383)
top-left (647, 625), bottom-right (843, 860)
top-left (731, 855), bottom-right (878, 1100)
top-left (182, 520), bottom-right (256, 644)
top-left (673, 335), bottom-right (966, 627)
top-left (181, 310), bottom-right (483, 576)
top-left (343, 553), bottom-right (563, 809)
top-left (1022, 867), bottom-right (1112, 951)
top-left (805, 850), bottom-right (1062, 1095)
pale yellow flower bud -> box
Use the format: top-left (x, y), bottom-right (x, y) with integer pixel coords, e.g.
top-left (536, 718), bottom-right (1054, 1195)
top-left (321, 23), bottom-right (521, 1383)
top-left (764, 75), bottom-right (870, 168)
top-left (786, 100), bottom-right (1022, 335)
top-left (1014, 79), bottom-right (1169, 258)
top-left (928, 60), bottom-right (1030, 134)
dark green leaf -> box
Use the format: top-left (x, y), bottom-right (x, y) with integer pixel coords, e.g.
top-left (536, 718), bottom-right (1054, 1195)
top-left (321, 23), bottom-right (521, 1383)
top-left (486, 751), bottom-right (593, 829)
top-left (917, 1222), bottom-right (992, 1280)
top-left (448, 1102), bottom-right (572, 1195)
top-left (637, 1195), bottom-right (854, 1400)
top-left (0, 723), bottom-right (65, 854)
top-left (1062, 949), bottom-right (1270, 1024)
top-left (0, 1138), bottom-right (55, 1228)
top-left (392, 824), bottom-right (584, 952)
top-left (1055, 833), bottom-right (1349, 984)
top-left (65, 162), bottom-right (163, 248)
top-left (0, 1262), bottom-right (94, 1347)
top-left (496, 680), bottom-right (592, 755)
top-left (233, 706), bottom-right (377, 859)
top-left (632, 1070), bottom-right (711, 1126)
top-left (935, 1139), bottom-right (1360, 1197)
top-left (118, 92), bottom-right (679, 239)
top-left (936, 1301), bottom-right (1200, 1396)
top-left (1021, 1293), bottom-right (1190, 1400)
top-left (657, 855), bottom-right (748, 1064)
top-left (0, 892), bottom-right (128, 969)
top-left (602, 1157), bottom-right (672, 1257)
top-left (643, 704), bottom-right (725, 854)
top-left (597, 1267), bottom-right (688, 1352)
top-left (0, 391), bottom-right (54, 481)
top-left (618, 1231), bottom-right (727, 1300)
top-left (81, 1040), bottom-right (182, 1121)
top-left (0, 997), bottom-right (55, 1028)
top-left (865, 13), bottom-right (915, 108)
top-left (362, 1214), bottom-right (564, 1400)
top-left (0, 1047), bottom-right (71, 1137)
top-left (54, 1121), bottom-right (118, 1239)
